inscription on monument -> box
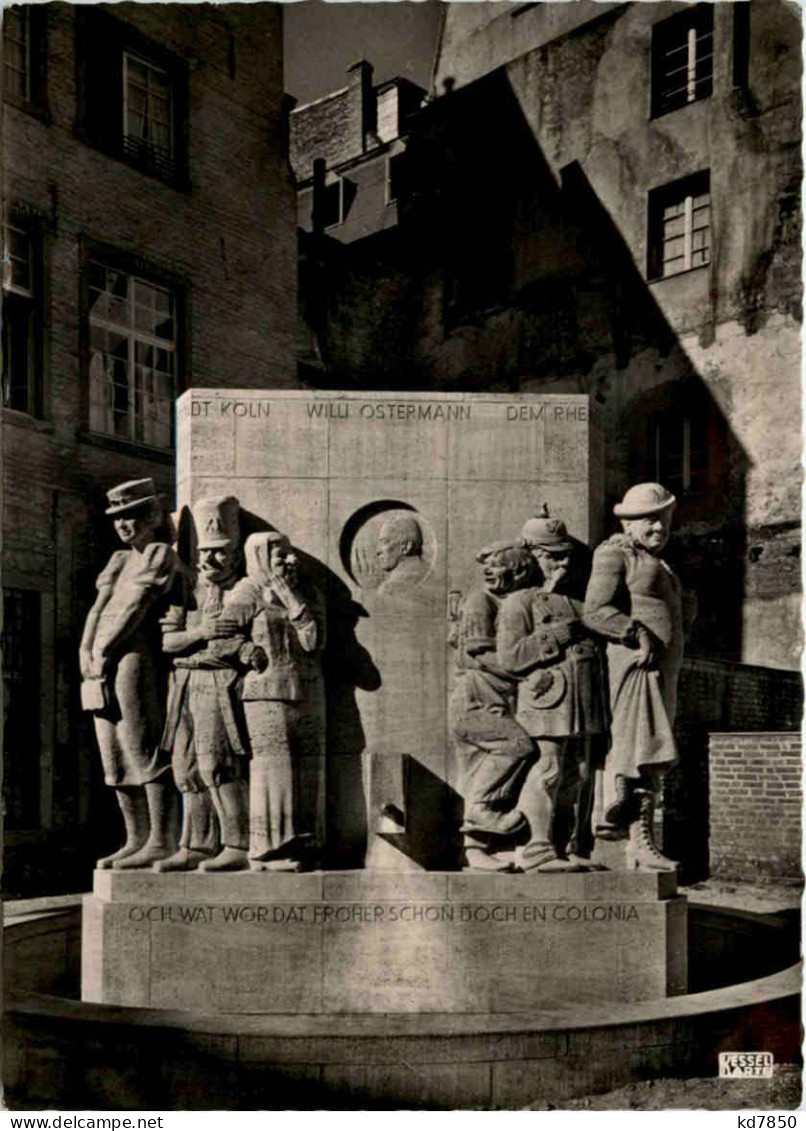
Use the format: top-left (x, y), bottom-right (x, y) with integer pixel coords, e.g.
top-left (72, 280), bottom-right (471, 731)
top-left (184, 398), bottom-right (589, 424)
top-left (127, 902), bottom-right (641, 925)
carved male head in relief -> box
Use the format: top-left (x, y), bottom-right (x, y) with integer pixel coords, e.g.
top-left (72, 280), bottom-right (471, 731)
top-left (376, 514), bottom-right (423, 573)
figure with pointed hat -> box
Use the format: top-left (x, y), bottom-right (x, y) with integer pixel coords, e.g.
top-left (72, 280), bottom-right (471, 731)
top-left (158, 495), bottom-right (258, 872)
top-left (79, 479), bottom-right (181, 869)
top-left (583, 483), bottom-right (684, 871)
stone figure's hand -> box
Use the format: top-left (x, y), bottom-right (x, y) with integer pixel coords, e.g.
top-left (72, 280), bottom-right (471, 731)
top-left (80, 650), bottom-right (94, 680)
top-left (270, 575), bottom-right (303, 613)
top-left (199, 614), bottom-right (233, 641)
top-left (90, 652), bottom-right (109, 679)
top-left (250, 647), bottom-right (269, 673)
top-left (635, 626), bottom-right (658, 670)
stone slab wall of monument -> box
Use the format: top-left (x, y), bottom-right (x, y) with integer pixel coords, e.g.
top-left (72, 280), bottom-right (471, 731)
top-left (82, 870), bottom-right (685, 1013)
top-left (175, 389), bottom-right (604, 867)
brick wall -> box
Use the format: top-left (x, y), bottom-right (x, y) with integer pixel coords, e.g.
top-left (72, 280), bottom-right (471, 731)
top-left (662, 657), bottom-right (802, 882)
top-left (2, 3), bottom-right (298, 896)
top-left (709, 733), bottom-right (802, 883)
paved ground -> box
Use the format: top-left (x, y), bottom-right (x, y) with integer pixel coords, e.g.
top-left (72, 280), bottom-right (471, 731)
top-left (527, 1065), bottom-right (802, 1110)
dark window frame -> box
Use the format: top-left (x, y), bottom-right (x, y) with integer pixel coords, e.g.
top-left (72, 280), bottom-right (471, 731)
top-left (78, 239), bottom-right (188, 457)
top-left (647, 170), bottom-right (711, 282)
top-left (651, 4), bottom-right (714, 119)
top-left (2, 211), bottom-right (45, 418)
top-left (3, 4), bottom-right (48, 119)
top-left (75, 8), bottom-right (189, 191)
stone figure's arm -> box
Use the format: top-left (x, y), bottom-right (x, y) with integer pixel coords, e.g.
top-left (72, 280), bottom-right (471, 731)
top-left (583, 545), bottom-right (640, 644)
top-left (462, 594), bottom-right (510, 680)
top-left (79, 591), bottom-right (111, 678)
top-left (496, 598), bottom-right (562, 676)
top-left (91, 545), bottom-right (176, 671)
top-left (292, 586), bottom-right (326, 654)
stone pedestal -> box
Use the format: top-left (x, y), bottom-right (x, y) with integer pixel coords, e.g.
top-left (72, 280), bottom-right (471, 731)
top-left (82, 870), bottom-right (686, 1014)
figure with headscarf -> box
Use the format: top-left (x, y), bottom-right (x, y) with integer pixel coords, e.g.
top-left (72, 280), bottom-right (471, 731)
top-left (223, 531), bottom-right (326, 871)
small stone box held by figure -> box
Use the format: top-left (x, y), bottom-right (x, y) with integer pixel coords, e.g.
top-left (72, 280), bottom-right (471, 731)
top-left (82, 870), bottom-right (686, 1013)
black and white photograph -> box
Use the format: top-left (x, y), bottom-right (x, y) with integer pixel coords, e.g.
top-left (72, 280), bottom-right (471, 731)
top-left (1, 0), bottom-right (802, 1114)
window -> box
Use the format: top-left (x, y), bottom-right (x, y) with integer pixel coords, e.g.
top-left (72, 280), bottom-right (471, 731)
top-left (4, 6), bottom-right (29, 100)
top-left (2, 218), bottom-right (42, 415)
top-left (648, 172), bottom-right (710, 280)
top-left (322, 179), bottom-right (344, 229)
top-left (651, 5), bottom-right (713, 118)
top-left (87, 261), bottom-right (177, 449)
top-left (3, 588), bottom-right (41, 829)
top-left (77, 10), bottom-right (187, 185)
top-left (3, 4), bottom-right (46, 111)
top-left (649, 408), bottom-right (708, 497)
top-left (386, 153), bottom-right (407, 205)
top-left (123, 52), bottom-right (174, 177)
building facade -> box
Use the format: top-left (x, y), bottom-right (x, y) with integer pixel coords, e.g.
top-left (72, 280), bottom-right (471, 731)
top-left (2, 2), bottom-right (298, 895)
top-left (293, 0), bottom-right (802, 674)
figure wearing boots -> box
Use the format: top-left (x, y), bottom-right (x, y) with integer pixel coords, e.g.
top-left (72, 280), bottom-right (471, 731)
top-left (79, 479), bottom-right (181, 870)
top-left (497, 509), bottom-right (608, 873)
top-left (157, 496), bottom-right (260, 873)
top-left (221, 532), bottom-right (327, 872)
top-left (583, 483), bottom-right (684, 872)
top-left (449, 541), bottom-right (535, 872)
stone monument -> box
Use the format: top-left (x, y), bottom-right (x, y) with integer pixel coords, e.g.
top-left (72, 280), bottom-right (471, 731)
top-left (82, 392), bottom-right (687, 1014)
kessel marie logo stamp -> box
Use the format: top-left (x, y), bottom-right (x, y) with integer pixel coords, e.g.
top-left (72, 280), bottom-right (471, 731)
top-left (718, 1052), bottom-right (774, 1078)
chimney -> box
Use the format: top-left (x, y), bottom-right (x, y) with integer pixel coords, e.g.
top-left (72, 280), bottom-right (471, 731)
top-left (347, 59), bottom-right (375, 152)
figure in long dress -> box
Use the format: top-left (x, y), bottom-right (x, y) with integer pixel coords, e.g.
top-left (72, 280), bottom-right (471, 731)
top-left (79, 478), bottom-right (180, 869)
top-left (583, 483), bottom-right (684, 871)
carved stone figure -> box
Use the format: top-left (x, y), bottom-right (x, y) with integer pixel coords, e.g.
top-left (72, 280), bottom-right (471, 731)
top-left (449, 541), bottom-right (534, 872)
top-left (79, 479), bottom-right (179, 869)
top-left (497, 510), bottom-right (608, 873)
top-left (583, 483), bottom-right (684, 871)
top-left (375, 514), bottom-right (427, 595)
top-left (157, 496), bottom-right (256, 873)
top-left (222, 532), bottom-right (326, 872)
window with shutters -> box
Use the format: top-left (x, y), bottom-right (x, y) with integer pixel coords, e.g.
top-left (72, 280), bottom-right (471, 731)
top-left (648, 172), bottom-right (711, 281)
top-left (2, 217), bottom-right (43, 416)
top-left (651, 5), bottom-right (714, 118)
top-left (76, 10), bottom-right (187, 186)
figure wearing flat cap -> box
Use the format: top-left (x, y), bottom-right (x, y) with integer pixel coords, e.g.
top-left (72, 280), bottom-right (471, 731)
top-left (583, 483), bottom-right (684, 871)
top-left (158, 496), bottom-right (259, 872)
top-left (496, 507), bottom-right (608, 873)
top-left (219, 531), bottom-right (326, 872)
top-left (449, 541), bottom-right (535, 871)
top-left (79, 479), bottom-right (182, 869)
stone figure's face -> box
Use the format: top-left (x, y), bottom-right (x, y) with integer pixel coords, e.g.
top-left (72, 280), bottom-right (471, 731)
top-left (269, 542), bottom-right (299, 587)
top-left (114, 510), bottom-right (157, 552)
top-left (623, 512), bottom-right (672, 555)
top-left (483, 553), bottom-right (518, 595)
top-left (532, 547), bottom-right (572, 589)
top-left (375, 529), bottom-right (405, 572)
top-left (199, 544), bottom-right (239, 585)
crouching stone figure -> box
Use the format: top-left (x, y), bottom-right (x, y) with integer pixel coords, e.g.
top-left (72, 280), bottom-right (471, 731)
top-left (449, 541), bottom-right (535, 872)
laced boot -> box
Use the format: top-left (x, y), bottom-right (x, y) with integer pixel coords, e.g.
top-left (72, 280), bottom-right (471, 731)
top-left (626, 791), bottom-right (678, 872)
top-left (604, 774), bottom-right (638, 830)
